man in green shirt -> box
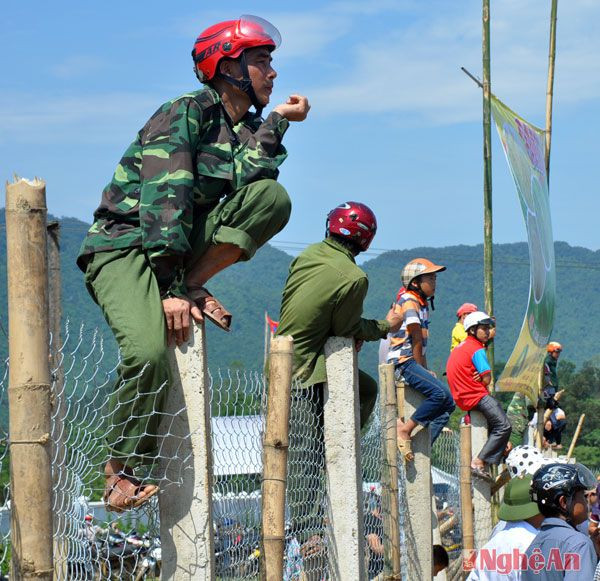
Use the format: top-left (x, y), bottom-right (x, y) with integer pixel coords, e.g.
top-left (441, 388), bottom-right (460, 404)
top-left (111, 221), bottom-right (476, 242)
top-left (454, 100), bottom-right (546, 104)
top-left (77, 15), bottom-right (309, 512)
top-left (276, 202), bottom-right (401, 552)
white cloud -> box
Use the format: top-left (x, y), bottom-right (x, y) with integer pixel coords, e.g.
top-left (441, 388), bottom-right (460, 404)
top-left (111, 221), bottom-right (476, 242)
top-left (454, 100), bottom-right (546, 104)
top-left (301, 0), bottom-right (600, 125)
top-left (49, 55), bottom-right (107, 79)
top-left (0, 92), bottom-right (161, 145)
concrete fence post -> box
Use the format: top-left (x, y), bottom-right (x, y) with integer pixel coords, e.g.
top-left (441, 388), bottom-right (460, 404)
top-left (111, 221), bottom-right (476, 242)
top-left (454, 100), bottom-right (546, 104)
top-left (261, 336), bottom-right (294, 581)
top-left (469, 411), bottom-right (492, 549)
top-left (398, 379), bottom-right (433, 579)
top-left (159, 322), bottom-right (214, 580)
top-left (5, 177), bottom-right (54, 580)
top-left (323, 337), bottom-right (366, 581)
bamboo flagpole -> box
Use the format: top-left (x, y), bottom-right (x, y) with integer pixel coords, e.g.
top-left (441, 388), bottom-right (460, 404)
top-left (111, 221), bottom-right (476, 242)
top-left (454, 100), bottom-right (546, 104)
top-left (482, 0), bottom-right (494, 374)
top-left (261, 335), bottom-right (294, 581)
top-left (545, 0), bottom-right (559, 182)
top-left (263, 311), bottom-right (269, 371)
top-left (6, 176), bottom-right (54, 580)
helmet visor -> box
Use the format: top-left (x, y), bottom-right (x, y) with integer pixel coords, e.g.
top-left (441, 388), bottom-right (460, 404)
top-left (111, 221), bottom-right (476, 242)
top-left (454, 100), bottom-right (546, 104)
top-left (238, 15), bottom-right (281, 48)
top-left (575, 464), bottom-right (598, 490)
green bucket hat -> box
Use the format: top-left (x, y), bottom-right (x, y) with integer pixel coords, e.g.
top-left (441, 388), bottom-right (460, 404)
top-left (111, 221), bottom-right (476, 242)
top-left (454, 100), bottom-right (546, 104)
top-left (498, 475), bottom-right (540, 521)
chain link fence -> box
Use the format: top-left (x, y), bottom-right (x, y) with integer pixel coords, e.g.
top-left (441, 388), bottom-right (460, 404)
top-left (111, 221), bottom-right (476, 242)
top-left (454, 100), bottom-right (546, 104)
top-left (0, 323), bottom-right (470, 580)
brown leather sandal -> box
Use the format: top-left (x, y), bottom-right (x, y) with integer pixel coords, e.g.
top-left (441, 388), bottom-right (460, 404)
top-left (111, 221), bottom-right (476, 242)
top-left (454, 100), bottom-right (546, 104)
top-left (103, 471), bottom-right (159, 513)
top-left (188, 287), bottom-right (232, 332)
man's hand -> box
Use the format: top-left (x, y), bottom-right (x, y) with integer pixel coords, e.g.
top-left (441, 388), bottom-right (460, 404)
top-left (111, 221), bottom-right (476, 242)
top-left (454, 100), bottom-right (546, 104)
top-left (355, 339), bottom-right (364, 353)
top-left (273, 94), bottom-right (310, 122)
top-left (385, 307), bottom-right (403, 333)
top-left (162, 296), bottom-right (203, 346)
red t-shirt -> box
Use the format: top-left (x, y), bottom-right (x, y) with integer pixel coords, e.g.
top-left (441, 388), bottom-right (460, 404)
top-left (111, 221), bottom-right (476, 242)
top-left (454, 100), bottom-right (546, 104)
top-left (446, 335), bottom-right (491, 411)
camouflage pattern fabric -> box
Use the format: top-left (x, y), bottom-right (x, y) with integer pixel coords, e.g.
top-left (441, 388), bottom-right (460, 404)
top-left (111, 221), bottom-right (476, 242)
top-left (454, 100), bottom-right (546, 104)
top-left (77, 86), bottom-right (289, 297)
top-left (506, 392), bottom-right (531, 446)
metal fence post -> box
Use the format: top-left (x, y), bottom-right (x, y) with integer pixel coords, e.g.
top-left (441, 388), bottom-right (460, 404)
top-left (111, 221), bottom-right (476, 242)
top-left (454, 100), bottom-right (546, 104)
top-left (261, 335), bottom-right (294, 581)
top-left (323, 337), bottom-right (366, 580)
top-left (158, 322), bottom-right (215, 579)
top-left (6, 177), bottom-right (54, 580)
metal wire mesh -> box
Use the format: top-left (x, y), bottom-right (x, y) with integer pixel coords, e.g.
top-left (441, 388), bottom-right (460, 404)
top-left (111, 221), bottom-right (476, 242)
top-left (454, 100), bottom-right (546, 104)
top-left (0, 324), bottom-right (472, 580)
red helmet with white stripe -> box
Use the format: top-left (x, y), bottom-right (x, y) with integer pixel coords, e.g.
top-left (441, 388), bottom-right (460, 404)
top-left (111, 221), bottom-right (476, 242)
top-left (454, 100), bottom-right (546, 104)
top-left (192, 15), bottom-right (281, 82)
top-left (325, 202), bottom-right (377, 252)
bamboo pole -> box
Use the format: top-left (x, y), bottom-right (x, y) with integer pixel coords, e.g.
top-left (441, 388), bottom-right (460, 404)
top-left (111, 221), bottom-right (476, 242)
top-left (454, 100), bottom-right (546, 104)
top-left (545, 0), bottom-right (559, 183)
top-left (48, 221), bottom-right (68, 578)
top-left (6, 176), bottom-right (54, 580)
top-left (439, 514), bottom-right (458, 537)
top-left (379, 363), bottom-right (402, 579)
top-left (566, 413), bottom-right (585, 460)
top-left (491, 469), bottom-right (511, 496)
top-left (261, 335), bottom-right (294, 581)
top-left (460, 424), bottom-right (474, 578)
top-left (263, 312), bottom-right (269, 372)
top-left (482, 0), bottom-right (494, 374)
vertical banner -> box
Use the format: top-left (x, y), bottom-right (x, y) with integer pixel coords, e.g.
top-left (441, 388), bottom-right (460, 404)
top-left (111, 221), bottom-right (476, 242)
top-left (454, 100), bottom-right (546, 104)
top-left (492, 96), bottom-right (556, 402)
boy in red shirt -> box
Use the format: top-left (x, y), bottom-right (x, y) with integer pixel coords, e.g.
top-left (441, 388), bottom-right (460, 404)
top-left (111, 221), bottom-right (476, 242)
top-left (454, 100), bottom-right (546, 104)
top-left (446, 311), bottom-right (511, 477)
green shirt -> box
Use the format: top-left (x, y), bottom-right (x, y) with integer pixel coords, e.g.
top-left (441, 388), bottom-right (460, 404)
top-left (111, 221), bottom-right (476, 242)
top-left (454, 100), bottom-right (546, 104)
top-left (77, 86), bottom-right (289, 298)
top-left (276, 238), bottom-right (390, 387)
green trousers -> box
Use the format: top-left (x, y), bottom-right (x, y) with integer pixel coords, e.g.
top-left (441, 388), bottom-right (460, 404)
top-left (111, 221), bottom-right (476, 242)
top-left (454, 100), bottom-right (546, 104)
top-left (84, 179), bottom-right (291, 465)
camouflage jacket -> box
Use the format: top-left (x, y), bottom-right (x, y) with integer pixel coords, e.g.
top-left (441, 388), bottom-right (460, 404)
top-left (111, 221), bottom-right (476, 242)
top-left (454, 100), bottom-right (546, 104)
top-left (77, 86), bottom-right (289, 297)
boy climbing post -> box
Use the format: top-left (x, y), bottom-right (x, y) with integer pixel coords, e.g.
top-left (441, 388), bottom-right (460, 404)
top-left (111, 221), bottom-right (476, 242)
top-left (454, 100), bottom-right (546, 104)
top-left (390, 258), bottom-right (455, 460)
top-left (78, 15), bottom-right (310, 512)
top-left (446, 311), bottom-right (512, 478)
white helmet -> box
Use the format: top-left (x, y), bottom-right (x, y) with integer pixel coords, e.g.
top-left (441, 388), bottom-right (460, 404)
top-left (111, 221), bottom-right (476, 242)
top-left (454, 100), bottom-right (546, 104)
top-left (506, 445), bottom-right (555, 478)
top-left (463, 311), bottom-right (494, 332)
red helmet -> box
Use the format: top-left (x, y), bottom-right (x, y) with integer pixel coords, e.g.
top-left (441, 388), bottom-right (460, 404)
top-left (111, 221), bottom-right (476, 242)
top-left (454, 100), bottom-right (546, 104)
top-left (326, 202), bottom-right (377, 252)
top-left (547, 341), bottom-right (562, 353)
top-left (456, 303), bottom-right (478, 318)
top-left (192, 15), bottom-right (281, 82)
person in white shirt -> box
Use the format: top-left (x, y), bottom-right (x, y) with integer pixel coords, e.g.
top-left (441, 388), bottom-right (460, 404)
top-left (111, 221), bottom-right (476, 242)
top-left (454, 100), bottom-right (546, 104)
top-left (467, 475), bottom-right (544, 580)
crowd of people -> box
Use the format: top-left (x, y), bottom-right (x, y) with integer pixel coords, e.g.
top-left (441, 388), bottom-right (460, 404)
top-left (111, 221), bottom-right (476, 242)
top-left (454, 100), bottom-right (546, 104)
top-left (467, 446), bottom-right (600, 580)
top-left (75, 11), bottom-right (594, 579)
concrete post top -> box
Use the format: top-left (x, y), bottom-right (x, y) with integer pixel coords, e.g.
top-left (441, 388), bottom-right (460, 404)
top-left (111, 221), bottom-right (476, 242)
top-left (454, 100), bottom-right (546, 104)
top-left (324, 336), bottom-right (354, 353)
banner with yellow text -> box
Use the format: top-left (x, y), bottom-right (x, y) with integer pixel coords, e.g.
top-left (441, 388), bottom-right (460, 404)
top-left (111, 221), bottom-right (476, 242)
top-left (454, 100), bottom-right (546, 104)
top-left (492, 96), bottom-right (556, 402)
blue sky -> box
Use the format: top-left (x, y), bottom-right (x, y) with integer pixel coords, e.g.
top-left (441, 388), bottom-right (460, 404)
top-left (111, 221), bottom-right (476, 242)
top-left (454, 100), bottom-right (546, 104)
top-left (2, 0), bottom-right (599, 255)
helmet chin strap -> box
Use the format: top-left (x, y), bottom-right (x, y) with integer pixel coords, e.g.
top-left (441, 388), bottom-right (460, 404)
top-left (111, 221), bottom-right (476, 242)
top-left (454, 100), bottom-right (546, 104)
top-left (410, 283), bottom-right (435, 311)
top-left (217, 52), bottom-right (264, 117)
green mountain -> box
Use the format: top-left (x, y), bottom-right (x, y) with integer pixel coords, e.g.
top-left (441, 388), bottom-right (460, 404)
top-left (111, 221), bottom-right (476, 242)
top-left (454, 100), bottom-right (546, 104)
top-left (2, 211), bottom-right (600, 378)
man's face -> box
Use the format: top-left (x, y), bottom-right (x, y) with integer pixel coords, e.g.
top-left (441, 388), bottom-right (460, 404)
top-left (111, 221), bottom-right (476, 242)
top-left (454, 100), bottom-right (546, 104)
top-left (245, 47), bottom-right (277, 106)
top-left (551, 349), bottom-right (561, 360)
